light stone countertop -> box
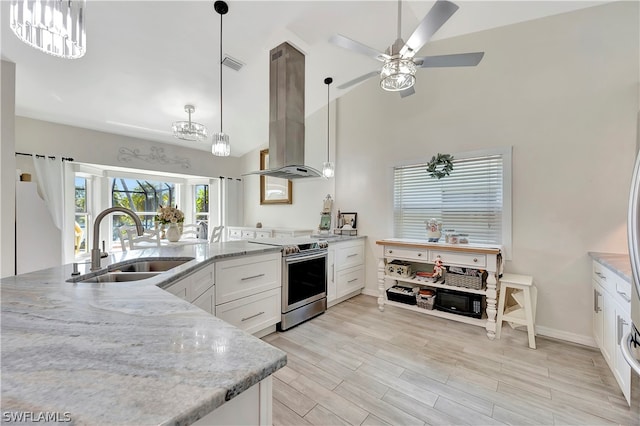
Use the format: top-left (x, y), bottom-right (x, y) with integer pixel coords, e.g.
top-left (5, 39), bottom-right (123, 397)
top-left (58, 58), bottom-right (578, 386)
top-left (1, 241), bottom-right (287, 425)
top-left (589, 252), bottom-right (632, 283)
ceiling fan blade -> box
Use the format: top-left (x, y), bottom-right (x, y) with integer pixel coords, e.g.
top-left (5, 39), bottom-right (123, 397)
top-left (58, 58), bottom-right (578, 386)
top-left (400, 0), bottom-right (459, 58)
top-left (399, 86), bottom-right (415, 98)
top-left (414, 52), bottom-right (484, 68)
top-left (330, 34), bottom-right (390, 62)
top-left (337, 70), bottom-right (380, 90)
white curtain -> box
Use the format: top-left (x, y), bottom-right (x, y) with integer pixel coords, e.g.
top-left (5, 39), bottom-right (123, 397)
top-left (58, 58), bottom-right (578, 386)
top-left (33, 156), bottom-right (64, 229)
top-left (219, 177), bottom-right (244, 230)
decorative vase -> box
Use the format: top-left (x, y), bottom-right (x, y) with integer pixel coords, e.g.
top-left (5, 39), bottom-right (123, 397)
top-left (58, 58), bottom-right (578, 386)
top-left (156, 223), bottom-right (166, 239)
top-left (166, 223), bottom-right (181, 242)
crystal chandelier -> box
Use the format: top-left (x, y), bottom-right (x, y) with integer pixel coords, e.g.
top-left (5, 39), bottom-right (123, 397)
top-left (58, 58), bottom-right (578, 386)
top-left (172, 105), bottom-right (208, 142)
top-left (9, 0), bottom-right (86, 59)
top-left (212, 0), bottom-right (230, 157)
top-left (322, 77), bottom-right (335, 179)
top-left (380, 58), bottom-right (416, 92)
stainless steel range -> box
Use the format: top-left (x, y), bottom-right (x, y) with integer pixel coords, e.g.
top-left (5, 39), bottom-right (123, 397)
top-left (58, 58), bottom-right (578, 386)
top-left (250, 237), bottom-right (328, 330)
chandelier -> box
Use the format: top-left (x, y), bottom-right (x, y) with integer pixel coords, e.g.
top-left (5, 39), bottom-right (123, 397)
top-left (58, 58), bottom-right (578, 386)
top-left (380, 58), bottom-right (416, 92)
top-left (172, 105), bottom-right (208, 142)
top-left (9, 0), bottom-right (87, 59)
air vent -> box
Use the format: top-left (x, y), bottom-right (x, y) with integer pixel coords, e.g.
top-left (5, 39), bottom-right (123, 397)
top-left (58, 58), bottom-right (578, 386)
top-left (222, 55), bottom-right (243, 71)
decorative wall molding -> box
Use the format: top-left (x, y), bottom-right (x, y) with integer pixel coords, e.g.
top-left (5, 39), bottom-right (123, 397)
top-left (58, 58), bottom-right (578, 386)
top-left (117, 146), bottom-right (191, 169)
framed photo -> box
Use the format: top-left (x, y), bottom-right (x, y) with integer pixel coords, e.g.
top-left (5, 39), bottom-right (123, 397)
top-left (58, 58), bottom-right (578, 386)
top-left (260, 149), bottom-right (292, 205)
top-left (340, 212), bottom-right (357, 229)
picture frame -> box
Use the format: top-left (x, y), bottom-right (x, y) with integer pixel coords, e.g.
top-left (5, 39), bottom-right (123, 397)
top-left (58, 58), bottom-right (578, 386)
top-left (260, 149), bottom-right (292, 205)
top-left (339, 212), bottom-right (357, 229)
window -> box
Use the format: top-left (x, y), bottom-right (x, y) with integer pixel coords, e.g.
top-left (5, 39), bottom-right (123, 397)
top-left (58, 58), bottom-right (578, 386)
top-left (393, 148), bottom-right (512, 255)
top-left (110, 177), bottom-right (179, 243)
top-left (74, 177), bottom-right (90, 256)
top-left (194, 184), bottom-right (209, 224)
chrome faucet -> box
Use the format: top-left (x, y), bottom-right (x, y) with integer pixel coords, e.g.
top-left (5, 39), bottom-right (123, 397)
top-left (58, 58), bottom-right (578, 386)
top-left (91, 207), bottom-right (144, 271)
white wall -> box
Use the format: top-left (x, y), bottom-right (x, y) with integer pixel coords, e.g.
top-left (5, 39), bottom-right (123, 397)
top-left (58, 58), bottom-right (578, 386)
top-left (241, 99), bottom-right (336, 230)
top-left (15, 117), bottom-right (243, 180)
top-left (332, 2), bottom-right (639, 343)
top-left (1, 60), bottom-right (16, 278)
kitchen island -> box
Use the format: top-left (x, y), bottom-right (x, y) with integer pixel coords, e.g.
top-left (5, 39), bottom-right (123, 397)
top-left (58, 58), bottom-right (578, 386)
top-left (1, 241), bottom-right (287, 425)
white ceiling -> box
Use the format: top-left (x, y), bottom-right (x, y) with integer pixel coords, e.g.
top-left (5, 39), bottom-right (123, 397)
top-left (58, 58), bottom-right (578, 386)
top-left (1, 1), bottom-right (608, 157)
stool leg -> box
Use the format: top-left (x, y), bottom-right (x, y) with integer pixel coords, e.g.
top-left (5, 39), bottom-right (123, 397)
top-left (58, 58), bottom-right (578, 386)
top-left (495, 283), bottom-right (507, 339)
top-left (523, 287), bottom-right (536, 349)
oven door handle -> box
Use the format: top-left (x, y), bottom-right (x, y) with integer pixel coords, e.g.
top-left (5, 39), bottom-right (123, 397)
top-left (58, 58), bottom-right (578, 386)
top-left (284, 251), bottom-right (327, 263)
top-left (621, 331), bottom-right (640, 376)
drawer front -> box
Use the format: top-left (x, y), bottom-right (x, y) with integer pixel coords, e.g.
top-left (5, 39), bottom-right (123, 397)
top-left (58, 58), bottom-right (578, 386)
top-left (255, 231), bottom-right (272, 238)
top-left (242, 230), bottom-right (256, 239)
top-left (429, 251), bottom-right (486, 268)
top-left (215, 253), bottom-right (281, 304)
top-left (337, 266), bottom-right (365, 299)
top-left (384, 246), bottom-right (427, 262)
top-left (336, 242), bottom-right (365, 270)
top-left (189, 265), bottom-right (215, 302)
top-left (228, 228), bottom-right (242, 240)
top-left (592, 261), bottom-right (616, 294)
top-left (215, 288), bottom-right (281, 335)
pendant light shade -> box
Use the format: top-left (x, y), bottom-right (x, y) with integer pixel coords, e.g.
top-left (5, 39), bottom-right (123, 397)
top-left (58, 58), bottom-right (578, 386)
top-left (212, 0), bottom-right (230, 157)
top-left (322, 77), bottom-right (335, 179)
top-left (10, 0), bottom-right (87, 59)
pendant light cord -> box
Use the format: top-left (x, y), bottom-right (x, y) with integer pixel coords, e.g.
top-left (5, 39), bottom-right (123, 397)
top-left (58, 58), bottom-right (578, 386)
top-left (326, 81), bottom-right (330, 162)
top-left (219, 10), bottom-right (223, 133)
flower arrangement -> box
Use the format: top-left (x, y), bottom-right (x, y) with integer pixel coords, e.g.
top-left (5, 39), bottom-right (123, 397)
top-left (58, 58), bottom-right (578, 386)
top-left (155, 205), bottom-right (184, 224)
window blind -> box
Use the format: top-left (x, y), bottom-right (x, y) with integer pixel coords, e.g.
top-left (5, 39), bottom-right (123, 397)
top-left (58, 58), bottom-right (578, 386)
top-left (393, 154), bottom-right (504, 245)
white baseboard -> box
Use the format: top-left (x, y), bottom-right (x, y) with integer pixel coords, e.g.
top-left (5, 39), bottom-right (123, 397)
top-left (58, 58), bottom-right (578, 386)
top-left (357, 290), bottom-right (597, 348)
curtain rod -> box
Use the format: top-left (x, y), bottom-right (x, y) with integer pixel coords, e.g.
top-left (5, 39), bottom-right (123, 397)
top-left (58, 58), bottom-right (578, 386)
top-left (15, 152), bottom-right (74, 162)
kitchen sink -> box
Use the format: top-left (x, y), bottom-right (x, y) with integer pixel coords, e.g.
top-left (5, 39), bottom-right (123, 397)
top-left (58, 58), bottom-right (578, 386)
top-left (79, 272), bottom-right (161, 283)
top-left (108, 258), bottom-right (194, 273)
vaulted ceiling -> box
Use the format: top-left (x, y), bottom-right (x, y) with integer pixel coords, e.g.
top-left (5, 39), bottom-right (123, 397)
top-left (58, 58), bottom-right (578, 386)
top-left (1, 1), bottom-right (608, 157)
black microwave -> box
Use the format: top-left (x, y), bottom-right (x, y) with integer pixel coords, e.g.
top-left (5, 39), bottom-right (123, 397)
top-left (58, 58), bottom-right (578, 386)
top-left (435, 288), bottom-right (483, 319)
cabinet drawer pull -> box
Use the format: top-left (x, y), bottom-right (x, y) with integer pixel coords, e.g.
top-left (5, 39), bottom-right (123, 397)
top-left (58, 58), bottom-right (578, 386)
top-left (417, 253), bottom-right (422, 257)
top-left (617, 315), bottom-right (629, 344)
top-left (617, 290), bottom-right (631, 303)
top-left (241, 311), bottom-right (265, 322)
top-left (595, 271), bottom-right (606, 280)
top-left (241, 273), bottom-right (265, 281)
top-left (388, 250), bottom-right (393, 254)
top-left (594, 289), bottom-right (601, 313)
top-left (347, 278), bottom-right (358, 283)
top-left (473, 258), bottom-right (478, 263)
top-left (347, 253), bottom-right (358, 258)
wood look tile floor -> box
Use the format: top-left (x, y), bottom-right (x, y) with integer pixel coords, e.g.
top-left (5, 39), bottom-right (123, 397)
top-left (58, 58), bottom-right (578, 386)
top-left (263, 295), bottom-right (640, 426)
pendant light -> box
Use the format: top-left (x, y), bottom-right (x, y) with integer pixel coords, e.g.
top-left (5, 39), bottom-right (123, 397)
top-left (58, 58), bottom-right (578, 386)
top-left (9, 0), bottom-right (86, 59)
top-left (212, 0), bottom-right (230, 157)
top-left (322, 77), bottom-right (335, 179)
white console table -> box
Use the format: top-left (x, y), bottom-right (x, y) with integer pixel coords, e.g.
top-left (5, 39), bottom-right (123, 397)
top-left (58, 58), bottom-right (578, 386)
top-left (376, 238), bottom-right (502, 339)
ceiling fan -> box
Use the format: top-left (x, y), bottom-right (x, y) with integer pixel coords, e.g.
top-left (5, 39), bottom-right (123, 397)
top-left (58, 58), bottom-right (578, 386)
top-left (330, 0), bottom-right (484, 98)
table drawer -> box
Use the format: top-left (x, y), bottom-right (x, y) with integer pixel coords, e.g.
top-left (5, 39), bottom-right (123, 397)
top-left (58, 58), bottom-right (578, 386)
top-left (228, 228), bottom-right (242, 240)
top-left (242, 230), bottom-right (256, 239)
top-left (429, 251), bottom-right (486, 268)
top-left (255, 230), bottom-right (272, 238)
top-left (215, 253), bottom-right (281, 304)
top-left (215, 288), bottom-right (281, 335)
top-left (384, 247), bottom-right (427, 262)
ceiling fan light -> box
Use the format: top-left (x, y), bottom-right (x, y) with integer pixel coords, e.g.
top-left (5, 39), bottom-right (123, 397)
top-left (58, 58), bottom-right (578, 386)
top-left (380, 59), bottom-right (416, 92)
top-left (212, 132), bottom-right (230, 157)
top-left (10, 0), bottom-right (86, 59)
top-left (322, 161), bottom-right (335, 179)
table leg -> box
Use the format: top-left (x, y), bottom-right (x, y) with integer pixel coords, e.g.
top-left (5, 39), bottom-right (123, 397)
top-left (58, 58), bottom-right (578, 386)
top-left (485, 272), bottom-right (498, 340)
top-left (377, 258), bottom-right (386, 312)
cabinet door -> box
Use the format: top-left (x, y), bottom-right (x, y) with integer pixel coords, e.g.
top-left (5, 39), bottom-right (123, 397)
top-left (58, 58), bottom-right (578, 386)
top-left (593, 282), bottom-right (604, 349)
top-left (327, 246), bottom-right (336, 303)
top-left (614, 301), bottom-right (632, 405)
top-left (337, 266), bottom-right (364, 299)
top-left (193, 286), bottom-right (215, 314)
top-left (165, 277), bottom-right (191, 301)
top-left (602, 289), bottom-right (616, 368)
top-left (215, 288), bottom-right (281, 335)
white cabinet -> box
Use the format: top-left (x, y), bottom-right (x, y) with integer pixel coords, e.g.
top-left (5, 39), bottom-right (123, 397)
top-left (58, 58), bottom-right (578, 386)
top-left (215, 252), bottom-right (282, 336)
top-left (328, 239), bottom-right (365, 306)
top-left (591, 259), bottom-right (632, 405)
top-left (164, 263), bottom-right (215, 314)
top-left (226, 226), bottom-right (312, 241)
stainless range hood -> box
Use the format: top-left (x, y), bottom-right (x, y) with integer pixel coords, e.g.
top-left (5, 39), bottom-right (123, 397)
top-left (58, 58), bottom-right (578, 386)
top-left (247, 42), bottom-right (321, 179)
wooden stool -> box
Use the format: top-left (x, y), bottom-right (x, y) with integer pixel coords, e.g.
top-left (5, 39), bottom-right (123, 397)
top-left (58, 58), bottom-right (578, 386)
top-left (496, 273), bottom-right (537, 349)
